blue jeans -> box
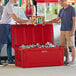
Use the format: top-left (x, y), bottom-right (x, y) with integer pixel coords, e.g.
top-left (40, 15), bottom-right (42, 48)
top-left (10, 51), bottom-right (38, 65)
top-left (7, 32), bottom-right (13, 63)
top-left (0, 43), bottom-right (13, 63)
top-left (0, 44), bottom-right (4, 63)
top-left (0, 25), bottom-right (13, 63)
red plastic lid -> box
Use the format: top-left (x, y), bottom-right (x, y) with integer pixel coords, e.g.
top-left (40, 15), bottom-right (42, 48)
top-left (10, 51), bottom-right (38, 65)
top-left (11, 24), bottom-right (54, 46)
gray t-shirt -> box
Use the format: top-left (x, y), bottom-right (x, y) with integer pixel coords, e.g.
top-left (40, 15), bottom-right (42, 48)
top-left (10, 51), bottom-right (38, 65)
top-left (58, 5), bottom-right (75, 31)
top-left (0, 2), bottom-right (14, 24)
top-left (0, 6), bottom-right (3, 20)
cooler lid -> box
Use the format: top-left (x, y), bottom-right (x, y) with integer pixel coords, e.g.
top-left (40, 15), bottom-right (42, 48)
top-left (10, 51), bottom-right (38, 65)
top-left (11, 24), bottom-right (54, 47)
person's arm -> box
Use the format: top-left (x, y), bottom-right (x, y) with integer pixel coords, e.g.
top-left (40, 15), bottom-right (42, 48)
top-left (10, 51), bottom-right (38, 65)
top-left (71, 17), bottom-right (75, 35)
top-left (7, 5), bottom-right (30, 23)
top-left (10, 14), bottom-right (30, 23)
top-left (44, 17), bottom-right (61, 24)
top-left (31, 5), bottom-right (36, 16)
top-left (70, 7), bottom-right (75, 36)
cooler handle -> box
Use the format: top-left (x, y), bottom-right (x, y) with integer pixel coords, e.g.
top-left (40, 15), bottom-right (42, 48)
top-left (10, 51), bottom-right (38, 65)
top-left (41, 50), bottom-right (48, 53)
top-left (17, 59), bottom-right (21, 61)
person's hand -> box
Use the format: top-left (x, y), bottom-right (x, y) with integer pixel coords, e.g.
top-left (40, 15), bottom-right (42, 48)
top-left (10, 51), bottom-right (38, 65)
top-left (42, 21), bottom-right (49, 26)
top-left (70, 31), bottom-right (74, 36)
top-left (43, 21), bottom-right (47, 24)
top-left (28, 19), bottom-right (34, 23)
top-left (42, 23), bottom-right (45, 26)
top-left (28, 19), bottom-right (37, 26)
top-left (42, 22), bottom-right (45, 26)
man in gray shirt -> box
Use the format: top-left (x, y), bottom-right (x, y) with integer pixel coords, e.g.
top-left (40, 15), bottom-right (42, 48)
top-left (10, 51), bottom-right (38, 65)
top-left (0, 0), bottom-right (33, 65)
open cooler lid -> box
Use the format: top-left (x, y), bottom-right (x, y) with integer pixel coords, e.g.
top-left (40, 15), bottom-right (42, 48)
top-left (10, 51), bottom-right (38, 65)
top-left (35, 0), bottom-right (58, 3)
top-left (11, 24), bottom-right (54, 47)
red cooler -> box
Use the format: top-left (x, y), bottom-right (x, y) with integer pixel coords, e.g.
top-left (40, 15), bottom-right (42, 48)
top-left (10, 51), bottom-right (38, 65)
top-left (11, 24), bottom-right (64, 68)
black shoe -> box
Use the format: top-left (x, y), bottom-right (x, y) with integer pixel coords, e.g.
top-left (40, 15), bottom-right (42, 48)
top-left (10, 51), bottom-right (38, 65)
top-left (2, 63), bottom-right (8, 66)
top-left (64, 61), bottom-right (70, 65)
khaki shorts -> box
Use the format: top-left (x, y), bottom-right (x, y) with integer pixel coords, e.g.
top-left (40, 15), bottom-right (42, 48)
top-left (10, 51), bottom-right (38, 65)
top-left (59, 31), bottom-right (75, 47)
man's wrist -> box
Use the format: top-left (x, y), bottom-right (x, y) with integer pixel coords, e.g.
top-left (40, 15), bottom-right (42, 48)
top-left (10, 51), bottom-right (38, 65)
top-left (47, 21), bottom-right (51, 24)
top-left (27, 19), bottom-right (30, 23)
